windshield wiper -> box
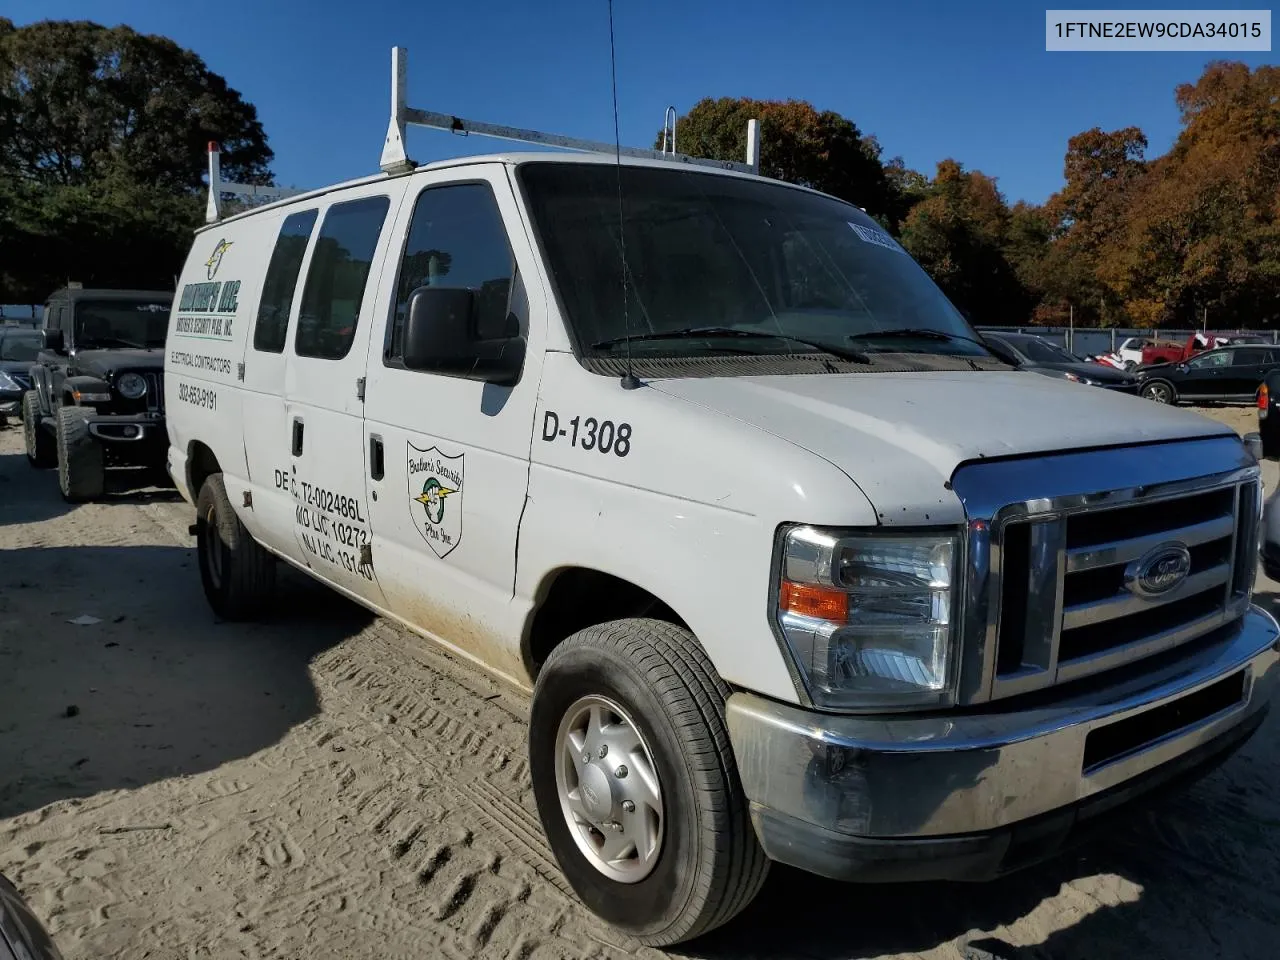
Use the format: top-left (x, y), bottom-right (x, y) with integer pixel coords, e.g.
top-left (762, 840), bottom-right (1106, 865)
top-left (593, 326), bottom-right (870, 363)
top-left (847, 327), bottom-right (993, 352)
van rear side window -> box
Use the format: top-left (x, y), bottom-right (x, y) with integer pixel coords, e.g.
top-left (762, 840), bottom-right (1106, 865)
top-left (254, 208), bottom-right (318, 353)
top-left (295, 195), bottom-right (391, 361)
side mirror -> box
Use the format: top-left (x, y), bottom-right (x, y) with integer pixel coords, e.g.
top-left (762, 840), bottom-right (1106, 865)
top-left (402, 285), bottom-right (524, 386)
top-left (42, 329), bottom-right (65, 353)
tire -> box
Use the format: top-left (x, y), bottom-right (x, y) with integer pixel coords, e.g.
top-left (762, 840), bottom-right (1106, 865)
top-left (22, 391), bottom-right (54, 468)
top-left (528, 618), bottom-right (769, 946)
top-left (1141, 380), bottom-right (1177, 404)
top-left (56, 405), bottom-right (104, 500)
top-left (195, 472), bottom-right (276, 620)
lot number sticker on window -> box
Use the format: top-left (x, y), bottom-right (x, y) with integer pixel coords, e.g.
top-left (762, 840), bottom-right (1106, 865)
top-left (848, 222), bottom-right (907, 255)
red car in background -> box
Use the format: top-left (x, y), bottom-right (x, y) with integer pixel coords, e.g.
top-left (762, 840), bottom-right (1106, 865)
top-left (1141, 332), bottom-right (1268, 366)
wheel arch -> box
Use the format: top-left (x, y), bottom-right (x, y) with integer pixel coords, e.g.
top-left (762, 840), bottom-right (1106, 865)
top-left (1142, 378), bottom-right (1179, 402)
top-left (186, 440), bottom-right (222, 501)
top-left (522, 566), bottom-right (690, 681)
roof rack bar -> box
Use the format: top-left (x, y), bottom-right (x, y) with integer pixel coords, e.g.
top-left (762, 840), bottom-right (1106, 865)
top-left (380, 46), bottom-right (761, 177)
top-left (205, 142), bottom-right (304, 224)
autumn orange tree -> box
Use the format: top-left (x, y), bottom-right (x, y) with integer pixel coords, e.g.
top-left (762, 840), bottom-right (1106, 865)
top-left (896, 159), bottom-right (1033, 322)
top-left (666, 60), bottom-right (1280, 330)
top-left (1107, 63), bottom-right (1280, 327)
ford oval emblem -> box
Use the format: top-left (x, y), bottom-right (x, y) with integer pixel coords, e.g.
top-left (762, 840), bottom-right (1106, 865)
top-left (1124, 542), bottom-right (1192, 598)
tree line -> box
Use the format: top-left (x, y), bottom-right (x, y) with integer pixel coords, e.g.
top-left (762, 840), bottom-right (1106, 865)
top-left (2, 18), bottom-right (1276, 330)
top-left (0, 18), bottom-right (271, 301)
top-left (663, 62), bottom-right (1280, 329)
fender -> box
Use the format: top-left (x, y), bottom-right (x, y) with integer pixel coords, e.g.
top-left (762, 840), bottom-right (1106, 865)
top-left (28, 365), bottom-right (53, 416)
top-left (62, 374), bottom-right (112, 406)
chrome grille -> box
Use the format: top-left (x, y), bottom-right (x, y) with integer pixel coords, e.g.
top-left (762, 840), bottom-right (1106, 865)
top-left (952, 436), bottom-right (1262, 704)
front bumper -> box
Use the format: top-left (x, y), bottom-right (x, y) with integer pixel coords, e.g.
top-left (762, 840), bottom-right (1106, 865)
top-left (84, 411), bottom-right (166, 444)
top-left (726, 605), bottom-right (1280, 883)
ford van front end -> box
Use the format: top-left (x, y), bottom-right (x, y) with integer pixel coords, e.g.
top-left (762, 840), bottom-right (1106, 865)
top-left (727, 434), bottom-right (1278, 880)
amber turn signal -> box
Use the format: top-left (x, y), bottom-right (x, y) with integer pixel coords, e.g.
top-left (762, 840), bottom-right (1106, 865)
top-left (779, 580), bottom-right (849, 622)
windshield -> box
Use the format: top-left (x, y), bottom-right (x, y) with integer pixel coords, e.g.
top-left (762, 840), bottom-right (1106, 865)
top-left (1019, 337), bottom-right (1078, 364)
top-left (518, 162), bottom-right (987, 360)
top-left (0, 332), bottom-right (41, 361)
top-left (74, 299), bottom-right (171, 348)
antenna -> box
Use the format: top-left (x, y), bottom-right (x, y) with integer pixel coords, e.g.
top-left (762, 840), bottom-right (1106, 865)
top-left (608, 0), bottom-right (641, 390)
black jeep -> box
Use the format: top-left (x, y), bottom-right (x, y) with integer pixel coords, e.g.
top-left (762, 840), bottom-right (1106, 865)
top-left (22, 287), bottom-right (172, 501)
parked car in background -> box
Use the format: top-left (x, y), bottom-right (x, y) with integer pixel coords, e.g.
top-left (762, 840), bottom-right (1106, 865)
top-left (979, 330), bottom-right (1140, 393)
top-left (1116, 337), bottom-right (1155, 369)
top-left (1087, 351), bottom-right (1126, 370)
top-left (1257, 369), bottom-right (1280, 459)
top-left (22, 287), bottom-right (172, 501)
top-left (1141, 332), bottom-right (1268, 368)
top-left (0, 327), bottom-right (43, 422)
top-left (1137, 344), bottom-right (1280, 405)
top-left (0, 872), bottom-right (64, 960)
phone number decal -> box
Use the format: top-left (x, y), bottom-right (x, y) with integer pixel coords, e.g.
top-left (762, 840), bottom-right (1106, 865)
top-left (177, 381), bottom-right (217, 410)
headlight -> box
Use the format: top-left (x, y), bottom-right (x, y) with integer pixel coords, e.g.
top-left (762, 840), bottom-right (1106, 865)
top-left (774, 526), bottom-right (960, 709)
top-left (0, 371), bottom-right (20, 391)
top-left (116, 372), bottom-right (147, 399)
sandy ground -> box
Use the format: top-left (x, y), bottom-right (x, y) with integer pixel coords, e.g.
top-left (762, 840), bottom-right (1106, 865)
top-left (2, 403), bottom-right (1280, 960)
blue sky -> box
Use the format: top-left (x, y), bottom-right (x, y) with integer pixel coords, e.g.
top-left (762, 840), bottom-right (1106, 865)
top-left (8, 1), bottom-right (1276, 205)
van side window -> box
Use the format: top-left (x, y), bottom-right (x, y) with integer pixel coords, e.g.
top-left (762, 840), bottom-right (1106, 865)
top-left (46, 305), bottom-right (62, 331)
top-left (295, 195), bottom-right (391, 361)
top-left (387, 183), bottom-right (517, 364)
top-left (254, 208), bottom-right (318, 353)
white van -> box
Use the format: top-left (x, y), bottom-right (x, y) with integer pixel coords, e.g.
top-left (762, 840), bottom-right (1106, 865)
top-left (164, 49), bottom-right (1280, 947)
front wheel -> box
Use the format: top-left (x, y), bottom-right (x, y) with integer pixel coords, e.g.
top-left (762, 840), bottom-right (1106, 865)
top-left (195, 473), bottom-right (276, 620)
top-left (22, 391), bottom-right (54, 468)
top-left (1142, 380), bottom-right (1177, 404)
top-left (528, 618), bottom-right (769, 946)
top-left (56, 405), bottom-right (104, 500)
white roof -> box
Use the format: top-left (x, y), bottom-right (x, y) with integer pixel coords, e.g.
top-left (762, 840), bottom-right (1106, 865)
top-left (196, 149), bottom-right (842, 235)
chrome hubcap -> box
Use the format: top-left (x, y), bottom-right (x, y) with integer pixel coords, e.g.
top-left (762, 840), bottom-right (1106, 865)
top-left (554, 695), bottom-right (664, 883)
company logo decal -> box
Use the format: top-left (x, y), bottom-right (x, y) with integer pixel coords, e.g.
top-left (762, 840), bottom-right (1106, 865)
top-left (1124, 541), bottom-right (1192, 598)
top-left (205, 238), bottom-right (233, 280)
top-left (407, 442), bottom-right (465, 559)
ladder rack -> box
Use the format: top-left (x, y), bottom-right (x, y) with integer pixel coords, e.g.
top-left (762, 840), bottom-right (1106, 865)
top-left (205, 142), bottom-right (304, 224)
top-left (379, 46), bottom-right (761, 177)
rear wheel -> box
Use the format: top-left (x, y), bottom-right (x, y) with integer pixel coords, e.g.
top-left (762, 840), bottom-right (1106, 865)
top-left (528, 618), bottom-right (769, 946)
top-left (56, 405), bottom-right (104, 500)
top-left (22, 391), bottom-right (54, 468)
top-left (1141, 380), bottom-right (1177, 404)
top-left (196, 473), bottom-right (277, 620)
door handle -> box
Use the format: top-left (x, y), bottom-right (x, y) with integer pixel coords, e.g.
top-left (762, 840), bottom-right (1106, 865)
top-left (292, 418), bottom-right (304, 456)
top-left (370, 436), bottom-right (384, 481)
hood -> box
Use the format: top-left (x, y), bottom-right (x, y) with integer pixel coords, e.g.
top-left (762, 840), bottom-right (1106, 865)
top-left (1064, 361), bottom-right (1133, 383)
top-left (1030, 361), bottom-right (1133, 383)
top-left (650, 370), bottom-right (1236, 525)
top-left (73, 348), bottom-right (164, 378)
